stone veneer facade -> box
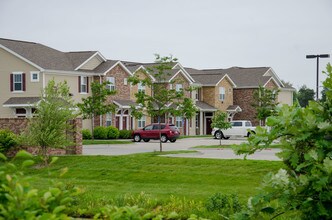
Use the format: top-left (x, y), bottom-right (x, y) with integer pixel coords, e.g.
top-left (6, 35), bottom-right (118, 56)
top-left (0, 118), bottom-right (82, 155)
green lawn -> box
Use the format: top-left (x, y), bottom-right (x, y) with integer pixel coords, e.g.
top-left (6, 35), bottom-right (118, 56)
top-left (193, 144), bottom-right (283, 149)
top-left (25, 152), bottom-right (282, 217)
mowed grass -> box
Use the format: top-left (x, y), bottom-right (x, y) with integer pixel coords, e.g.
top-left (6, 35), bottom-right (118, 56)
top-left (25, 153), bottom-right (282, 215)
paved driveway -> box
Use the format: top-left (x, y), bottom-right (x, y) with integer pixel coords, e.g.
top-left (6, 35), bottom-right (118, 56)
top-left (83, 137), bottom-right (281, 161)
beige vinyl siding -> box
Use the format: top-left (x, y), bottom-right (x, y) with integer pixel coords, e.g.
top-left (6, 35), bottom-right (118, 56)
top-left (79, 55), bottom-right (103, 70)
top-left (0, 48), bottom-right (42, 117)
top-left (278, 89), bottom-right (293, 105)
top-left (44, 73), bottom-right (91, 104)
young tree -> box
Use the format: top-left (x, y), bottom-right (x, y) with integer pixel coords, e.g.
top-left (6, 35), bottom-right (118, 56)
top-left (233, 63), bottom-right (332, 219)
top-left (211, 111), bottom-right (231, 146)
top-left (252, 86), bottom-right (279, 126)
top-left (129, 55), bottom-right (197, 152)
top-left (24, 80), bottom-right (77, 164)
top-left (296, 85), bottom-right (315, 107)
top-left (77, 81), bottom-right (116, 139)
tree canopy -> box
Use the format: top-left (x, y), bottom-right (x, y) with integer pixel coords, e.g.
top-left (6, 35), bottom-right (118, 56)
top-left (129, 55), bottom-right (197, 151)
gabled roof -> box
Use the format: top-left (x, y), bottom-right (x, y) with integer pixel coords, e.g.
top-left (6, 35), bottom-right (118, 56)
top-left (216, 67), bottom-right (275, 88)
top-left (66, 51), bottom-right (98, 69)
top-left (186, 67), bottom-right (236, 87)
top-left (195, 101), bottom-right (217, 111)
top-left (0, 38), bottom-right (104, 74)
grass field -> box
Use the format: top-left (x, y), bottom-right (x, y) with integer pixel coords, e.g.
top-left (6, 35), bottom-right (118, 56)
top-left (25, 152), bottom-right (283, 217)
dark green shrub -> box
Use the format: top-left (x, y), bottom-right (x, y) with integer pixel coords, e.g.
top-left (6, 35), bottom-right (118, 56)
top-left (93, 127), bottom-right (108, 139)
top-left (206, 193), bottom-right (242, 217)
top-left (82, 129), bottom-right (92, 139)
top-left (0, 129), bottom-right (18, 153)
top-left (107, 126), bottom-right (119, 139)
top-left (119, 130), bottom-right (133, 139)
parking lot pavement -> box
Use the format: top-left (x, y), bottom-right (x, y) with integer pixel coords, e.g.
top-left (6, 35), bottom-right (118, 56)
top-left (82, 137), bottom-right (281, 161)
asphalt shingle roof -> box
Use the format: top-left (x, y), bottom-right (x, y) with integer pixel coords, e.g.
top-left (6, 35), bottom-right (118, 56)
top-left (3, 97), bottom-right (40, 106)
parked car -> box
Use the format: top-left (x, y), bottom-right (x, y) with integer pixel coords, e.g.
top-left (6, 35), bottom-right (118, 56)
top-left (132, 123), bottom-right (180, 143)
top-left (211, 120), bottom-right (256, 139)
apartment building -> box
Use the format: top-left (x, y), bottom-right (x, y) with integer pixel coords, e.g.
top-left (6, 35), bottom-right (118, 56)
top-left (0, 38), bottom-right (294, 135)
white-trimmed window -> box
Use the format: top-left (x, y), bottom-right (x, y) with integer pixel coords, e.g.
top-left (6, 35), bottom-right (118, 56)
top-left (195, 88), bottom-right (201, 100)
top-left (30, 71), bottom-right (39, 82)
top-left (124, 78), bottom-right (128, 85)
top-left (138, 82), bottom-right (145, 94)
top-left (11, 72), bottom-right (25, 92)
top-left (176, 84), bottom-right (183, 92)
top-left (106, 112), bottom-right (112, 126)
top-left (80, 76), bottom-right (88, 93)
top-left (176, 116), bottom-right (182, 128)
top-left (106, 77), bottom-right (115, 91)
top-left (138, 116), bottom-right (146, 128)
top-left (219, 87), bottom-right (225, 101)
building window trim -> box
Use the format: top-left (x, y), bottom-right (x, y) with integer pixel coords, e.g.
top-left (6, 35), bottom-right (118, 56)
top-left (11, 72), bottom-right (25, 92)
top-left (138, 115), bottom-right (146, 128)
top-left (106, 77), bottom-right (115, 91)
top-left (219, 87), bottom-right (225, 101)
top-left (176, 116), bottom-right (182, 128)
top-left (30, 71), bottom-right (40, 82)
top-left (106, 112), bottom-right (112, 127)
top-left (138, 82), bottom-right (145, 94)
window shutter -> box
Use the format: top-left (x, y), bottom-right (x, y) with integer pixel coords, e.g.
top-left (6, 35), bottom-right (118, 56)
top-left (22, 73), bottom-right (26, 91)
top-left (78, 76), bottom-right (81, 93)
top-left (87, 77), bottom-right (89, 93)
top-left (10, 74), bottom-right (13, 91)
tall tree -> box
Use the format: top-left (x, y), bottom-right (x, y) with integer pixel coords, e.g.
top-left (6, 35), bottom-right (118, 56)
top-left (252, 86), bottom-right (279, 126)
top-left (211, 111), bottom-right (231, 146)
top-left (233, 63), bottom-right (332, 220)
top-left (24, 80), bottom-right (77, 164)
top-left (77, 81), bottom-right (116, 139)
top-left (129, 55), bottom-right (197, 152)
top-left (296, 85), bottom-right (315, 107)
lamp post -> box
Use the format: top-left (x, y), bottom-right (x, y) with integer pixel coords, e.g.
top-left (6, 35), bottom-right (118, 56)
top-left (306, 54), bottom-right (330, 101)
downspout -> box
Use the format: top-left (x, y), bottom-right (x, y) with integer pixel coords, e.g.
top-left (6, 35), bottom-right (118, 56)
top-left (99, 75), bottom-right (102, 126)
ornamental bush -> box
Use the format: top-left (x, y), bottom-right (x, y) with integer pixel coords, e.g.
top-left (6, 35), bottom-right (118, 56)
top-left (0, 150), bottom-right (80, 219)
top-left (107, 126), bottom-right (119, 139)
top-left (82, 129), bottom-right (92, 140)
top-left (93, 127), bottom-right (108, 139)
top-left (0, 129), bottom-right (18, 154)
top-left (119, 130), bottom-right (132, 139)
top-left (233, 63), bottom-right (332, 219)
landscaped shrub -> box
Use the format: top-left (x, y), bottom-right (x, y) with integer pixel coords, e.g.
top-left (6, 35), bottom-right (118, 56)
top-left (205, 193), bottom-right (242, 217)
top-left (119, 130), bottom-right (132, 139)
top-left (0, 150), bottom-right (80, 219)
top-left (82, 129), bottom-right (92, 139)
top-left (93, 127), bottom-right (108, 139)
top-left (107, 126), bottom-right (119, 139)
top-left (0, 129), bottom-right (18, 154)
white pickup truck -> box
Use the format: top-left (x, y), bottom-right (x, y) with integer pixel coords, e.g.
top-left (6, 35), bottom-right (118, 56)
top-left (211, 120), bottom-right (256, 139)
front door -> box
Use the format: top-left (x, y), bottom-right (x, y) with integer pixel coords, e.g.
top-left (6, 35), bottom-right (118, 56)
top-left (123, 117), bottom-right (127, 130)
top-left (206, 117), bottom-right (212, 135)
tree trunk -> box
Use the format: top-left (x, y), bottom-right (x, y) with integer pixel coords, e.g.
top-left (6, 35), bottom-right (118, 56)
top-left (91, 115), bottom-right (95, 140)
top-left (159, 118), bottom-right (162, 152)
top-left (41, 145), bottom-right (49, 165)
top-left (219, 134), bottom-right (222, 146)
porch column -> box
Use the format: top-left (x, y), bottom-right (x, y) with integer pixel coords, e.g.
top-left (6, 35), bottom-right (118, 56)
top-left (200, 111), bottom-right (203, 135)
top-left (119, 109), bottom-right (123, 130)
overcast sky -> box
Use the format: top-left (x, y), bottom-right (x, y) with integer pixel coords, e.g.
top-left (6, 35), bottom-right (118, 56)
top-left (1, 0), bottom-right (331, 93)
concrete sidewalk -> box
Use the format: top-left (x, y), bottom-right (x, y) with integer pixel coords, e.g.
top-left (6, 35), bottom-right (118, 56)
top-left (83, 137), bottom-right (281, 161)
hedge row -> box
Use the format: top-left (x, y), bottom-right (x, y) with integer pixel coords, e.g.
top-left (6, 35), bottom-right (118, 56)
top-left (82, 127), bottom-right (133, 140)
